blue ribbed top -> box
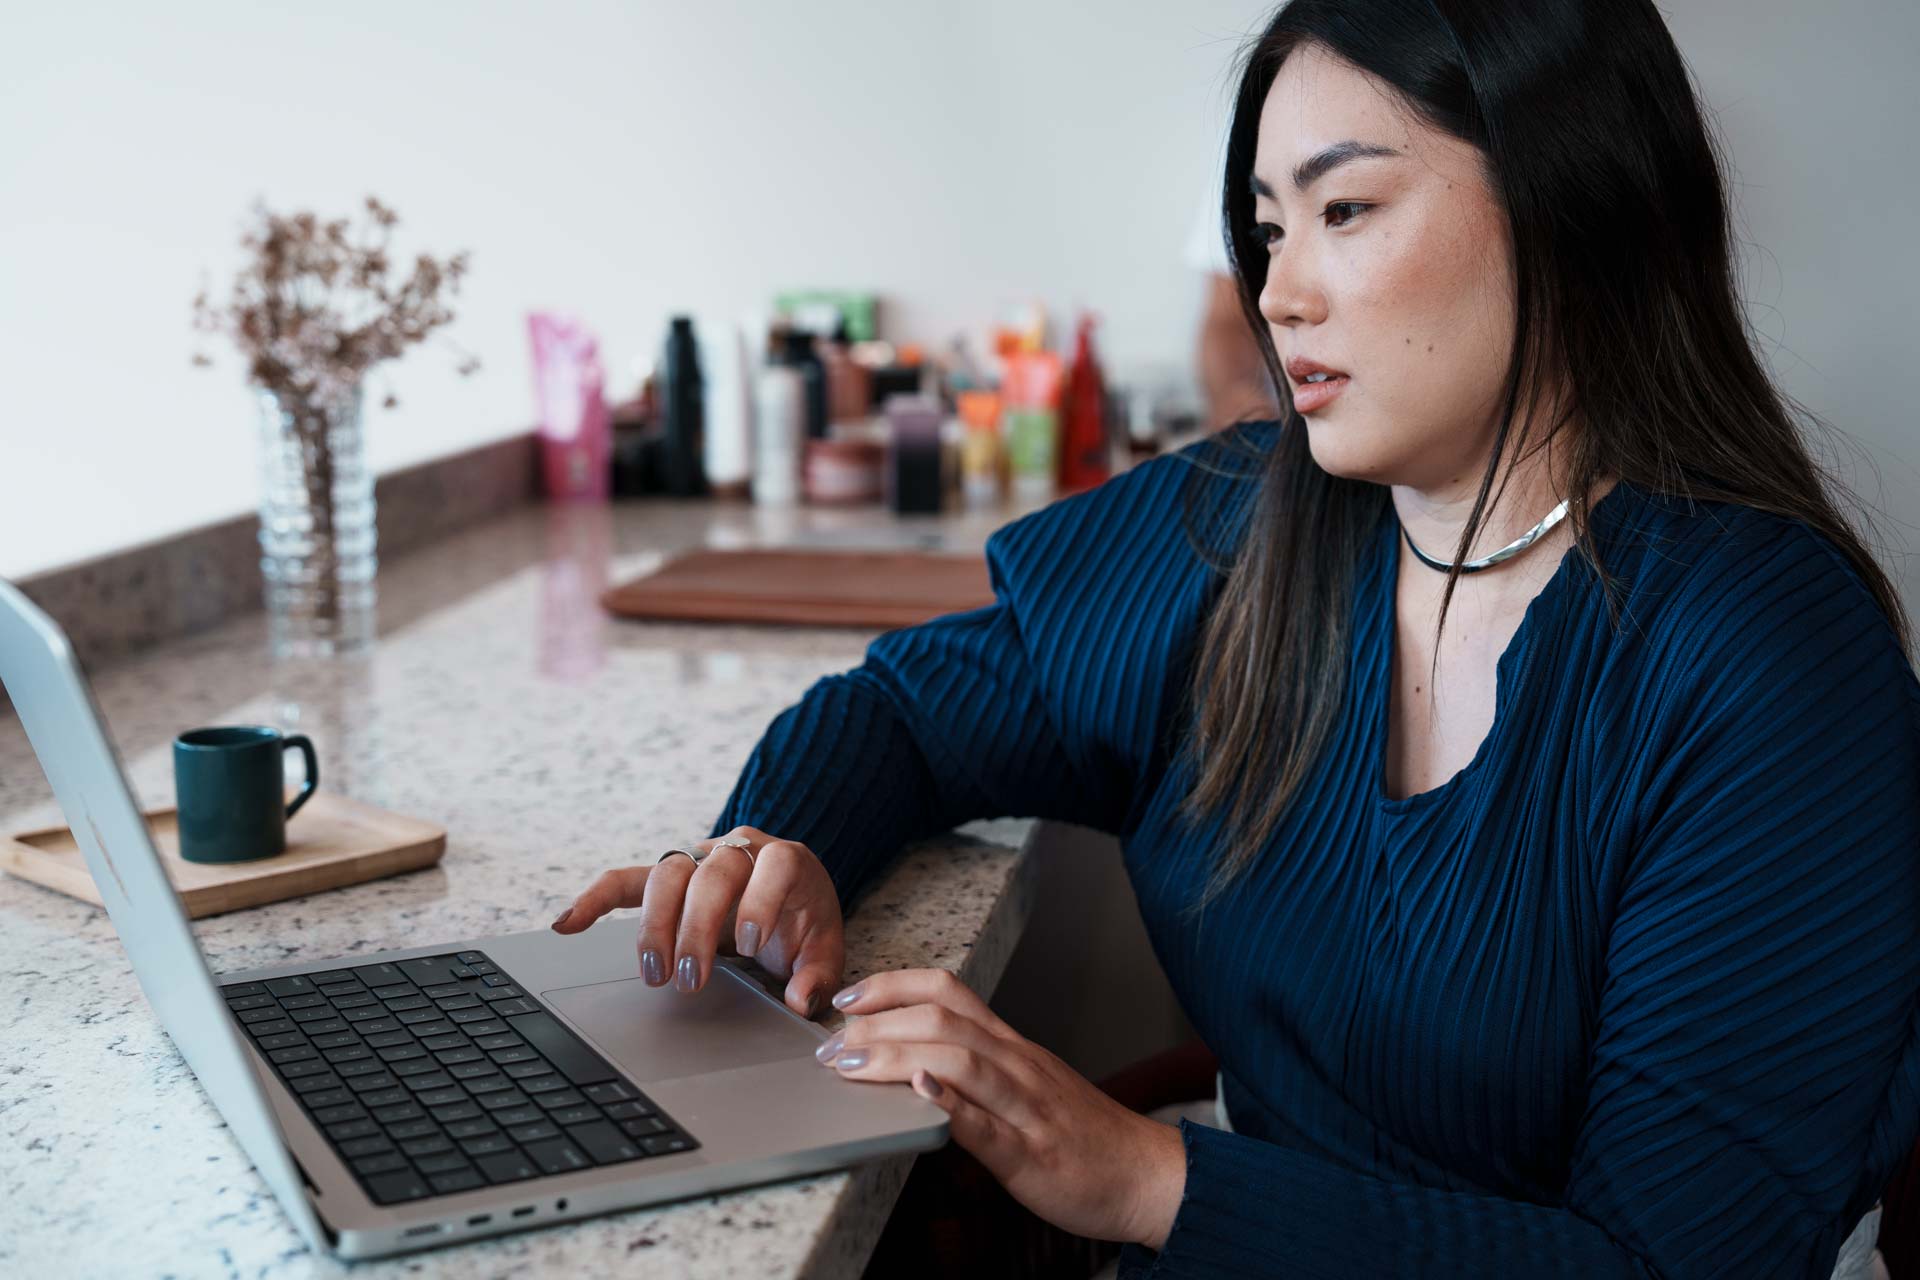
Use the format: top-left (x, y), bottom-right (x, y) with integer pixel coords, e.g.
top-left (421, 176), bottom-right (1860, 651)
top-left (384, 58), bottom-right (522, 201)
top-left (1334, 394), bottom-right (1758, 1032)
top-left (713, 422), bottom-right (1920, 1278)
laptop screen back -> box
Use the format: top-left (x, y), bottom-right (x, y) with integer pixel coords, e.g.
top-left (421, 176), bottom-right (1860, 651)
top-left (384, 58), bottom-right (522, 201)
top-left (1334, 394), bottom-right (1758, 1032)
top-left (0, 578), bottom-right (329, 1252)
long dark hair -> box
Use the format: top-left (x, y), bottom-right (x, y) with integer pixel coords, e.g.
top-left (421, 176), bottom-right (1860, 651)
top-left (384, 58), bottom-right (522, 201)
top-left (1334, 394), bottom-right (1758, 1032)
top-left (1178, 0), bottom-right (1912, 910)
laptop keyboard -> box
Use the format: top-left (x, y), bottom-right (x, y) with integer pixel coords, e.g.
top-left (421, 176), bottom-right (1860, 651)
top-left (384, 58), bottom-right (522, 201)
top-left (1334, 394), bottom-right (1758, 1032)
top-left (221, 950), bottom-right (698, 1206)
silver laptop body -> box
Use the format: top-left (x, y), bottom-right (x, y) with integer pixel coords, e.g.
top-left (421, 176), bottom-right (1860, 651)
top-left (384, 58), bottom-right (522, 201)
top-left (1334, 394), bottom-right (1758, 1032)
top-left (0, 577), bottom-right (947, 1260)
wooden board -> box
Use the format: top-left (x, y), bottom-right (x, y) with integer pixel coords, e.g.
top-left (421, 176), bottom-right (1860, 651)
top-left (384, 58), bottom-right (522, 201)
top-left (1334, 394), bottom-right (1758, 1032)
top-left (600, 547), bottom-right (995, 628)
top-left (0, 790), bottom-right (446, 918)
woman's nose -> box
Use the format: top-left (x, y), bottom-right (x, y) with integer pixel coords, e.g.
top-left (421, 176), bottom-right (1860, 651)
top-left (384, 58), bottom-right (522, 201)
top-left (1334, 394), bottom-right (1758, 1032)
top-left (1258, 247), bottom-right (1327, 329)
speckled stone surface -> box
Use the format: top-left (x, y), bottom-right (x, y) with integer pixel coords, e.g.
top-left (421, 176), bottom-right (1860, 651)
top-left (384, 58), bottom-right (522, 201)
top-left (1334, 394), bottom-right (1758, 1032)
top-left (2, 431), bottom-right (541, 712)
top-left (0, 496), bottom-right (1043, 1279)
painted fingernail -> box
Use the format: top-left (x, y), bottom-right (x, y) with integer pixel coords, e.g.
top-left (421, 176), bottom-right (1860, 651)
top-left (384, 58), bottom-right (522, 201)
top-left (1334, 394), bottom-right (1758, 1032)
top-left (915, 1070), bottom-right (944, 1099)
top-left (675, 955), bottom-right (699, 992)
top-left (831, 983), bottom-right (864, 1010)
top-left (833, 1051), bottom-right (867, 1071)
top-left (551, 907), bottom-right (573, 930)
top-left (814, 1030), bottom-right (845, 1063)
top-left (640, 949), bottom-right (664, 986)
top-left (739, 920), bottom-right (761, 958)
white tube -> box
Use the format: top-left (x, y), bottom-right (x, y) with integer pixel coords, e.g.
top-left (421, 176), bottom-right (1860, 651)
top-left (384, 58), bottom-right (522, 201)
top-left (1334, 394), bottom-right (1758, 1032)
top-left (754, 364), bottom-right (804, 506)
top-left (699, 316), bottom-right (753, 494)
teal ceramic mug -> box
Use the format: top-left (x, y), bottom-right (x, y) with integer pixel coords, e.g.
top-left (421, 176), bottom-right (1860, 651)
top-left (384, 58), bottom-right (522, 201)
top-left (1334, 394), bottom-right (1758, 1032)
top-left (172, 726), bottom-right (320, 863)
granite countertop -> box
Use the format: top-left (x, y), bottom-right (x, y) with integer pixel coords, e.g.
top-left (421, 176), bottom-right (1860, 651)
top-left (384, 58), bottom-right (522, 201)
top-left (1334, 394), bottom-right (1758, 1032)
top-left (0, 496), bottom-right (1042, 1279)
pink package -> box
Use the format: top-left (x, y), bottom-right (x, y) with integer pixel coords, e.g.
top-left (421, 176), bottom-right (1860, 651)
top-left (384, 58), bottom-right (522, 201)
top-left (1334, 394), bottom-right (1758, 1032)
top-left (528, 312), bottom-right (612, 501)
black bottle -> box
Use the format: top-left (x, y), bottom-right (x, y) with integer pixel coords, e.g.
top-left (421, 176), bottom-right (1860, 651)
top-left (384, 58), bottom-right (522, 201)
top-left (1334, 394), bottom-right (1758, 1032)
top-left (660, 316), bottom-right (707, 496)
top-left (778, 329), bottom-right (829, 440)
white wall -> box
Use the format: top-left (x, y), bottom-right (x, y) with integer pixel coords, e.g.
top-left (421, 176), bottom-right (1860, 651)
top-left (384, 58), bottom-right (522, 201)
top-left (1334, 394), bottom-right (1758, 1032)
top-left (0, 0), bottom-right (1258, 579)
top-left (1662, 0), bottom-right (1920, 621)
top-left (3, 1), bottom-right (1915, 621)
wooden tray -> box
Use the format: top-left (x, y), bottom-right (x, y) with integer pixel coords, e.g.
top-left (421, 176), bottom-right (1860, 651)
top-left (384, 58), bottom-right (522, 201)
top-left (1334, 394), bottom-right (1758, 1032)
top-left (600, 547), bottom-right (995, 628)
top-left (0, 790), bottom-right (446, 918)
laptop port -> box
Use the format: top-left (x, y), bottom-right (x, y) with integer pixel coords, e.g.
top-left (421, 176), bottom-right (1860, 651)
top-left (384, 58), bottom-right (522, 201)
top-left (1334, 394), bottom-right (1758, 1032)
top-left (403, 1224), bottom-right (443, 1238)
top-left (556, 1198), bottom-right (569, 1212)
top-left (467, 1214), bottom-right (492, 1227)
top-left (511, 1206), bottom-right (536, 1218)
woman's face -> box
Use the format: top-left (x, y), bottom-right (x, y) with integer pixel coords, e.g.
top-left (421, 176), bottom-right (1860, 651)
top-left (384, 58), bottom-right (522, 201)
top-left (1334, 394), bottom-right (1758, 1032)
top-left (1251, 43), bottom-right (1521, 492)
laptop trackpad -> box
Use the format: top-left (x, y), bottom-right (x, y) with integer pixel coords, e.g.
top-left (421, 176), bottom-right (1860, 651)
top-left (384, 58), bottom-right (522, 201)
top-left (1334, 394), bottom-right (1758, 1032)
top-left (541, 967), bottom-right (821, 1085)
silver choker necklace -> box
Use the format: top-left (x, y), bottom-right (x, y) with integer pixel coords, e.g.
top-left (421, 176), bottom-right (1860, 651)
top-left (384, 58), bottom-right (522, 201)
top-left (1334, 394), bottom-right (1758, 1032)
top-left (1400, 498), bottom-right (1570, 575)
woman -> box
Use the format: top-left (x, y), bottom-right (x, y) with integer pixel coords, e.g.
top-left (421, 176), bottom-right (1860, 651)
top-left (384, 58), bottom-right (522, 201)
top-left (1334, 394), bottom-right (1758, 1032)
top-left (555, 1), bottom-right (1920, 1274)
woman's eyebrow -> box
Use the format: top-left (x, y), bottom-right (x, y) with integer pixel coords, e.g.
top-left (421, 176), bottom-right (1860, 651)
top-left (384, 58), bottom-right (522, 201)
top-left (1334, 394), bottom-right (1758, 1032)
top-left (1251, 140), bottom-right (1405, 198)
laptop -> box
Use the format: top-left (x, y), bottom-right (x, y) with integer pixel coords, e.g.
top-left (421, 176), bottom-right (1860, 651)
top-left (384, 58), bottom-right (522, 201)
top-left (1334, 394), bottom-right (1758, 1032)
top-left (0, 577), bottom-right (948, 1259)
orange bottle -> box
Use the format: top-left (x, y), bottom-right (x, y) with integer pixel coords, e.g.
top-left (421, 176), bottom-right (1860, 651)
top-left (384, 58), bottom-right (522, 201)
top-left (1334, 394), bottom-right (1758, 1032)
top-left (957, 390), bottom-right (1003, 508)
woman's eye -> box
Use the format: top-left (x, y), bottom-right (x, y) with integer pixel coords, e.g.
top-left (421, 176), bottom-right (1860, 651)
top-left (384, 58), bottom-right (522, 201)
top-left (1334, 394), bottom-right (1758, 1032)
top-left (1251, 202), bottom-right (1370, 250)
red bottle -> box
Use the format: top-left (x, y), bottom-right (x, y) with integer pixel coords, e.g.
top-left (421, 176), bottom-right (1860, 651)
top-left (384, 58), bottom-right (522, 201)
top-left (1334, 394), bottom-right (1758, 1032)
top-left (1058, 313), bottom-right (1111, 493)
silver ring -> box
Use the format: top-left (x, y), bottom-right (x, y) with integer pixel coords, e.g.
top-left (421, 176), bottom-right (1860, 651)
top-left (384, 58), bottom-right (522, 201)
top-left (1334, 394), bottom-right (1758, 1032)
top-left (710, 834), bottom-right (757, 867)
top-left (656, 837), bottom-right (757, 871)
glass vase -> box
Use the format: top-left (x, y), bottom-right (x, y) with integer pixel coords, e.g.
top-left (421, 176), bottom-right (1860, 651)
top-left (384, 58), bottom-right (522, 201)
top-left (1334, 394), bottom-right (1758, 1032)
top-left (256, 383), bottom-right (377, 658)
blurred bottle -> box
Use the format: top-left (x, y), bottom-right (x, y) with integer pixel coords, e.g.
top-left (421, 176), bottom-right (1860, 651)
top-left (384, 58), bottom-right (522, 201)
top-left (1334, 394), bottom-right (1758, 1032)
top-left (608, 373), bottom-right (656, 497)
top-left (776, 328), bottom-right (829, 440)
top-left (1001, 350), bottom-right (1063, 502)
top-left (957, 390), bottom-right (1003, 509)
top-left (528, 312), bottom-right (612, 502)
top-left (943, 333), bottom-right (987, 398)
top-left (884, 393), bottom-right (944, 515)
top-left (753, 363), bottom-right (805, 506)
top-left (659, 317), bottom-right (707, 497)
top-left (701, 316), bottom-right (754, 499)
top-left (1058, 313), bottom-right (1110, 493)
top-left (819, 320), bottom-right (872, 426)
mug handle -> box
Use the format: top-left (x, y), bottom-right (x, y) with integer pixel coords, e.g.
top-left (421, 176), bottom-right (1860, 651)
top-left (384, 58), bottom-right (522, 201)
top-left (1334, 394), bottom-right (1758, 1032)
top-left (283, 734), bottom-right (320, 819)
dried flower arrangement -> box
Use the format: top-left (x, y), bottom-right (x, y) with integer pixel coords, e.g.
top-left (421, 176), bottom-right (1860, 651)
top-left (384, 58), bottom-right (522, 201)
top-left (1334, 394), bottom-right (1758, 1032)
top-left (191, 194), bottom-right (479, 409)
top-left (189, 196), bottom-right (479, 652)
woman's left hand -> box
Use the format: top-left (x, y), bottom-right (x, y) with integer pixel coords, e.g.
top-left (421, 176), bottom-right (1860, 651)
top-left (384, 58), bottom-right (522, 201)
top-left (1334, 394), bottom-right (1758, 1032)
top-left (818, 967), bottom-right (1186, 1251)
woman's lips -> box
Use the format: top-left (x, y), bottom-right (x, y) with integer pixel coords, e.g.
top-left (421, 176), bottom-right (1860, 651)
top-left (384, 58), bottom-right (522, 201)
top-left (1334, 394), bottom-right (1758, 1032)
top-left (1292, 375), bottom-right (1350, 413)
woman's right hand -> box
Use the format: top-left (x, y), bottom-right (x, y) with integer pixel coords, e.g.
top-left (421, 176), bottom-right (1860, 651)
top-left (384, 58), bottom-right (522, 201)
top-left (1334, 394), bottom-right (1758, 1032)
top-left (549, 825), bottom-right (846, 1019)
